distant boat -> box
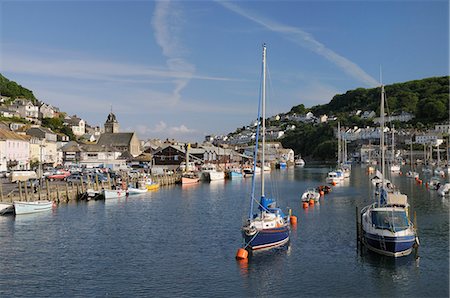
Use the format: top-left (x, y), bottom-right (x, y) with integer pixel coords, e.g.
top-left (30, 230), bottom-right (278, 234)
top-left (181, 172), bottom-right (200, 185)
top-left (227, 169), bottom-right (243, 179)
top-left (201, 164), bottom-right (225, 181)
top-left (0, 203), bottom-right (14, 215)
top-left (14, 200), bottom-right (53, 215)
top-left (301, 188), bottom-right (320, 202)
top-left (127, 187), bottom-right (147, 195)
top-left (144, 178), bottom-right (160, 191)
top-left (102, 189), bottom-right (127, 199)
top-left (406, 171), bottom-right (419, 179)
top-left (294, 157), bottom-right (305, 167)
top-left (241, 44), bottom-right (290, 251)
top-left (437, 183), bottom-right (450, 197)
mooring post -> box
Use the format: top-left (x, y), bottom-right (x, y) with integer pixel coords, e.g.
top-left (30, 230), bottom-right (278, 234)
top-left (46, 179), bottom-right (50, 201)
top-left (19, 181), bottom-right (23, 201)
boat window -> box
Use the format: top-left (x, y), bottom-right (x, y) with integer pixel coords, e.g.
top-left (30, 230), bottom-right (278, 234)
top-left (371, 210), bottom-right (409, 232)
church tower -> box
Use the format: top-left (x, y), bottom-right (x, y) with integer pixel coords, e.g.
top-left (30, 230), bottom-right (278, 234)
top-left (104, 112), bottom-right (119, 133)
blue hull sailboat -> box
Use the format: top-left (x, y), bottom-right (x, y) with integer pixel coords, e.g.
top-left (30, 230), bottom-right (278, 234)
top-left (241, 44), bottom-right (290, 251)
top-left (360, 80), bottom-right (418, 257)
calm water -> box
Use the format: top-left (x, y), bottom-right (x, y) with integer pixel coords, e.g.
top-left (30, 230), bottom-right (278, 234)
top-left (0, 166), bottom-right (448, 297)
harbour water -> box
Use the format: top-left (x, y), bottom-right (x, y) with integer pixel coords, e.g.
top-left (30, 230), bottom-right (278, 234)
top-left (0, 166), bottom-right (448, 297)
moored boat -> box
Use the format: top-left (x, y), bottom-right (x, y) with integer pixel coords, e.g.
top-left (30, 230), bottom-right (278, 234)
top-left (14, 200), bottom-right (53, 215)
top-left (181, 172), bottom-right (200, 185)
top-left (360, 80), bottom-right (418, 258)
top-left (0, 203), bottom-right (14, 215)
top-left (240, 44), bottom-right (290, 252)
top-left (102, 188), bottom-right (127, 199)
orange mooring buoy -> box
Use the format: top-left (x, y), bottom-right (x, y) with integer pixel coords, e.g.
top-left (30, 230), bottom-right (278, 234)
top-left (417, 179), bottom-right (422, 185)
top-left (302, 202), bottom-right (308, 209)
top-left (309, 199), bottom-right (315, 206)
top-left (319, 191), bottom-right (324, 196)
top-left (236, 248), bottom-right (248, 260)
top-left (331, 181), bottom-right (337, 186)
top-left (290, 215), bottom-right (297, 225)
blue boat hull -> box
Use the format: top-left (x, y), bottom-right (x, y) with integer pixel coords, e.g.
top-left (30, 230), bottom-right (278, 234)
top-left (363, 232), bottom-right (416, 257)
top-left (243, 226), bottom-right (290, 250)
top-left (229, 171), bottom-right (243, 179)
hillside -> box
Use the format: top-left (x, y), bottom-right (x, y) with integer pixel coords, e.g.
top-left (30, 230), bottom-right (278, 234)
top-left (307, 76), bottom-right (449, 125)
top-left (0, 74), bottom-right (36, 103)
top-left (282, 76), bottom-right (449, 160)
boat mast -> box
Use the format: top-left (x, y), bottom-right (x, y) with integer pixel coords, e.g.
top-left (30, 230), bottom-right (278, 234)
top-left (261, 43), bottom-right (266, 198)
top-left (380, 83), bottom-right (386, 196)
top-left (337, 121), bottom-right (341, 165)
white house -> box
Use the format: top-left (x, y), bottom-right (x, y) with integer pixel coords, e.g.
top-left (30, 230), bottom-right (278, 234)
top-left (39, 103), bottom-right (57, 119)
top-left (65, 115), bottom-right (86, 136)
top-left (0, 127), bottom-right (30, 170)
top-left (10, 99), bottom-right (39, 121)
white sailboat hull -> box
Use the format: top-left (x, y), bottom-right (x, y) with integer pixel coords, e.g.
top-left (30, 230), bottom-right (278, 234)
top-left (102, 189), bottom-right (127, 199)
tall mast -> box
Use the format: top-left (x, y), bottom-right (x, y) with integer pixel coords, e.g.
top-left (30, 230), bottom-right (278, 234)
top-left (261, 43), bottom-right (266, 198)
top-left (337, 121), bottom-right (341, 165)
top-left (381, 84), bottom-right (386, 191)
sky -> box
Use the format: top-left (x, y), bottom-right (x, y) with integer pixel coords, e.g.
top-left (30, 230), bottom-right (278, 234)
top-left (0, 0), bottom-right (448, 142)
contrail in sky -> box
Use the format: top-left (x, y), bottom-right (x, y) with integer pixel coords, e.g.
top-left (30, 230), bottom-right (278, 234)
top-left (218, 1), bottom-right (379, 87)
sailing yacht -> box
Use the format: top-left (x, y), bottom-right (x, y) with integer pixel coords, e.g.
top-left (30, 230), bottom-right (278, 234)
top-left (360, 81), bottom-right (418, 257)
top-left (241, 44), bottom-right (290, 251)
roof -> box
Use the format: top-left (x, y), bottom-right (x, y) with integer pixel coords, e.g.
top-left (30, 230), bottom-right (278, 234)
top-left (97, 133), bottom-right (135, 147)
top-left (0, 127), bottom-right (29, 141)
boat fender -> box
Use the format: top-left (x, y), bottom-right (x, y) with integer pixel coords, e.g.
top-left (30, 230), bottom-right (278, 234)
top-left (290, 215), bottom-right (297, 225)
top-left (236, 248), bottom-right (248, 260)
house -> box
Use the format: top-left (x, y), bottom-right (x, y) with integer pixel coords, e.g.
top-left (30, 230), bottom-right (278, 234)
top-left (39, 103), bottom-right (57, 119)
top-left (361, 111), bottom-right (376, 119)
top-left (0, 107), bottom-right (19, 118)
top-left (26, 127), bottom-right (57, 142)
top-left (318, 114), bottom-right (328, 123)
top-left (0, 127), bottom-right (31, 171)
top-left (435, 124), bottom-right (450, 135)
top-left (26, 127), bottom-right (58, 166)
top-left (60, 141), bottom-right (124, 169)
top-left (10, 99), bottom-right (39, 121)
top-left (64, 115), bottom-right (86, 136)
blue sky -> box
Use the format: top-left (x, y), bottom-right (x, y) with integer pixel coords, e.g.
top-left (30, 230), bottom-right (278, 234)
top-left (1, 0), bottom-right (448, 142)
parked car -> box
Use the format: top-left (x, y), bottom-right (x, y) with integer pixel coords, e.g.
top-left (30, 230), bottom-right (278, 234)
top-left (66, 174), bottom-right (86, 185)
top-left (47, 170), bottom-right (71, 181)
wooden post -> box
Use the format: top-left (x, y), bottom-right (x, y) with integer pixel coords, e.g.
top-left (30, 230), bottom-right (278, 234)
top-left (87, 174), bottom-right (92, 190)
top-left (24, 182), bottom-right (29, 202)
top-left (38, 183), bottom-right (42, 201)
top-left (46, 179), bottom-right (50, 201)
top-left (356, 206), bottom-right (360, 247)
top-left (0, 182), bottom-right (3, 202)
top-left (107, 173), bottom-right (111, 190)
top-left (65, 182), bottom-right (69, 202)
top-left (95, 175), bottom-right (99, 191)
top-left (18, 181), bottom-right (23, 201)
top-left (56, 183), bottom-right (60, 203)
top-left (80, 176), bottom-right (85, 193)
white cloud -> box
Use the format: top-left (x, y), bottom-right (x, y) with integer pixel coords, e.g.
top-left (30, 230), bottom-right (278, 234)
top-left (217, 1), bottom-right (379, 87)
top-left (152, 0), bottom-right (195, 104)
top-left (135, 121), bottom-right (197, 139)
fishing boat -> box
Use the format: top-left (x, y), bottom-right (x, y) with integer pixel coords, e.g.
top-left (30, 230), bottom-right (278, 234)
top-left (0, 202), bottom-right (14, 215)
top-left (200, 164), bottom-right (225, 181)
top-left (301, 188), bottom-right (320, 202)
top-left (241, 44), bottom-right (290, 251)
top-left (181, 172), bottom-right (200, 185)
top-left (360, 80), bottom-right (418, 257)
top-left (405, 171), bottom-right (419, 179)
top-left (14, 200), bottom-right (53, 215)
top-left (226, 167), bottom-right (243, 179)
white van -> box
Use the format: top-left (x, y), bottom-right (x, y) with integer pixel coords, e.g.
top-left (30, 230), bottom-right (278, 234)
top-left (10, 171), bottom-right (37, 183)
